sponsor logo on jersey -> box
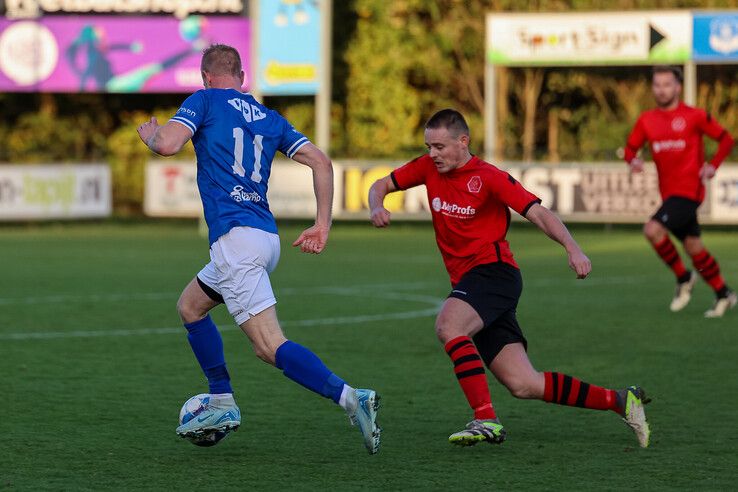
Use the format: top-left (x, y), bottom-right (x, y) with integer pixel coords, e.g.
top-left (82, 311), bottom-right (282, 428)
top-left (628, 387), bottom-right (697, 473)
top-left (652, 139), bottom-right (686, 153)
top-left (176, 107), bottom-right (197, 117)
top-left (671, 116), bottom-right (686, 132)
top-left (227, 98), bottom-right (267, 123)
top-left (467, 176), bottom-right (482, 193)
top-left (230, 185), bottom-right (262, 203)
top-left (431, 197), bottom-right (475, 217)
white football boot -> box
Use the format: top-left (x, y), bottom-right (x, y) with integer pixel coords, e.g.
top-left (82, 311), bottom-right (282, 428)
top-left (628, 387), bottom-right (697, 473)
top-left (670, 271), bottom-right (697, 312)
top-left (704, 290), bottom-right (737, 318)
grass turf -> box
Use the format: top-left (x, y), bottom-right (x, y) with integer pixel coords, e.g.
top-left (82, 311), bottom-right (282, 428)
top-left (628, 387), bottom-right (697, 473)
top-left (2, 221), bottom-right (737, 490)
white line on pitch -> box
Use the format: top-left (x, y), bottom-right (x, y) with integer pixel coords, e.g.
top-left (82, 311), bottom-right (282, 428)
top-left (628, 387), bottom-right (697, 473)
top-left (0, 307), bottom-right (441, 341)
top-left (0, 281), bottom-right (440, 306)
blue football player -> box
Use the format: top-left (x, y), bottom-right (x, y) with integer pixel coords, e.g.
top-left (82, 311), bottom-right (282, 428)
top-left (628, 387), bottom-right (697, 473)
top-left (136, 44), bottom-right (380, 454)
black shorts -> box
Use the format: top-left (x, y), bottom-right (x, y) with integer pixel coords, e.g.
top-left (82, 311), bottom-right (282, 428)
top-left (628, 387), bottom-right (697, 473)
top-left (448, 262), bottom-right (527, 366)
top-left (652, 196), bottom-right (701, 241)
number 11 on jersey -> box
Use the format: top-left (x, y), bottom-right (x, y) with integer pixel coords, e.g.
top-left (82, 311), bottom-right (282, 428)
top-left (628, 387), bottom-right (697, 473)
top-left (231, 127), bottom-right (263, 183)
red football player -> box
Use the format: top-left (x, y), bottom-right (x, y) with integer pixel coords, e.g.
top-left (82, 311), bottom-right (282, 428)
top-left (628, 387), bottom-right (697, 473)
top-left (369, 109), bottom-right (650, 448)
top-left (625, 66), bottom-right (735, 317)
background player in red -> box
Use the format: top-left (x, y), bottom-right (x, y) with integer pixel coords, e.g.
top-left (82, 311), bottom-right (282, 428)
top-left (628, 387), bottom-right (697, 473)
top-left (368, 109), bottom-right (651, 448)
top-left (624, 66), bottom-right (736, 317)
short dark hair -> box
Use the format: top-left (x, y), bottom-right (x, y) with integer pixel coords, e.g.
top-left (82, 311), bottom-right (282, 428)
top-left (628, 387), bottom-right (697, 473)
top-left (201, 44), bottom-right (242, 77)
top-left (425, 109), bottom-right (470, 137)
top-left (652, 65), bottom-right (683, 84)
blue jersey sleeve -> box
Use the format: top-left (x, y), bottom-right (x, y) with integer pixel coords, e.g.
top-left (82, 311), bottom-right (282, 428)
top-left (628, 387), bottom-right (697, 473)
top-left (170, 90), bottom-right (207, 136)
top-left (276, 115), bottom-right (310, 158)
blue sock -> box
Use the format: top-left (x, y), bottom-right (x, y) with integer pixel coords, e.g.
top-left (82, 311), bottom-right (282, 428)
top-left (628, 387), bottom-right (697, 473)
top-left (275, 340), bottom-right (345, 403)
top-left (184, 315), bottom-right (233, 394)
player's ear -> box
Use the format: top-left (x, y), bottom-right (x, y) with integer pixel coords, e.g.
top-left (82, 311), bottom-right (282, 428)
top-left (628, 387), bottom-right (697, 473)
top-left (239, 70), bottom-right (245, 87)
top-left (459, 134), bottom-right (470, 146)
top-left (201, 71), bottom-right (210, 89)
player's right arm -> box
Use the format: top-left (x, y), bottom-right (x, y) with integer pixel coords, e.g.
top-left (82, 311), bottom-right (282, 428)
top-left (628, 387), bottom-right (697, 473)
top-left (137, 117), bottom-right (193, 156)
top-left (368, 157), bottom-right (428, 228)
top-left (624, 115), bottom-right (647, 173)
top-left (137, 91), bottom-right (204, 156)
top-left (368, 176), bottom-right (398, 227)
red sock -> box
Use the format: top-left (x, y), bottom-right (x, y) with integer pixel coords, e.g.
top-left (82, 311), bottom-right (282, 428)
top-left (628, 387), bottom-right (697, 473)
top-left (691, 249), bottom-right (726, 293)
top-left (445, 336), bottom-right (496, 420)
top-left (653, 236), bottom-right (688, 280)
top-left (543, 372), bottom-right (620, 413)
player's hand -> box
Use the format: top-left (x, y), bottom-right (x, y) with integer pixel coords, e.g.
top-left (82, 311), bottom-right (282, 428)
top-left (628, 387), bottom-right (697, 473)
top-left (700, 163), bottom-right (716, 180)
top-left (629, 158), bottom-right (644, 174)
top-left (292, 223), bottom-right (330, 254)
top-left (137, 117), bottom-right (159, 147)
top-left (370, 207), bottom-right (391, 228)
top-left (567, 249), bottom-right (591, 279)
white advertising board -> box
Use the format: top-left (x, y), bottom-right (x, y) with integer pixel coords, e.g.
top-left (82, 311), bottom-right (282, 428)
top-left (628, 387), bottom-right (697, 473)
top-left (0, 164), bottom-right (111, 220)
top-left (144, 162), bottom-right (202, 217)
top-left (487, 11), bottom-right (692, 65)
top-left (144, 160), bottom-right (342, 219)
top-left (144, 161), bottom-right (738, 224)
top-left (711, 166), bottom-right (738, 223)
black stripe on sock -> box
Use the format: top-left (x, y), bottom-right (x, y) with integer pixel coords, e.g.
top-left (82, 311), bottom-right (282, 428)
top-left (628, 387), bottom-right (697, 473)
top-left (446, 339), bottom-right (473, 357)
top-left (453, 354), bottom-right (481, 367)
top-left (551, 372), bottom-right (559, 403)
top-left (665, 253), bottom-right (680, 265)
top-left (656, 242), bottom-right (674, 254)
top-left (658, 242), bottom-right (675, 253)
top-left (575, 382), bottom-right (590, 407)
top-left (559, 375), bottom-right (573, 404)
top-left (455, 367), bottom-right (486, 380)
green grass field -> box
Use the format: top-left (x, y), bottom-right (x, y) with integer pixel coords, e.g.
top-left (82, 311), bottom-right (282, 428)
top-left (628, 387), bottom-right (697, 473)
top-left (3, 221), bottom-right (737, 490)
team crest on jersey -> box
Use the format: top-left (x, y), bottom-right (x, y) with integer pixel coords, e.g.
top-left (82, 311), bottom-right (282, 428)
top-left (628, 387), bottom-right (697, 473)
top-left (671, 116), bottom-right (686, 132)
top-left (432, 197), bottom-right (442, 212)
top-left (467, 176), bottom-right (482, 193)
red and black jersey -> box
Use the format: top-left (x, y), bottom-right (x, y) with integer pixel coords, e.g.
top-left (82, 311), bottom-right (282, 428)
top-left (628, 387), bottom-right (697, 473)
top-left (391, 154), bottom-right (540, 286)
top-left (624, 102), bottom-right (734, 203)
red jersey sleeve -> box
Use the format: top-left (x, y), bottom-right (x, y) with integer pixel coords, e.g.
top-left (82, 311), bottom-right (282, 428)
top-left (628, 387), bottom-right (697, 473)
top-left (489, 169), bottom-right (541, 217)
top-left (624, 115), bottom-right (647, 163)
top-left (390, 155), bottom-right (428, 190)
top-left (697, 111), bottom-right (735, 168)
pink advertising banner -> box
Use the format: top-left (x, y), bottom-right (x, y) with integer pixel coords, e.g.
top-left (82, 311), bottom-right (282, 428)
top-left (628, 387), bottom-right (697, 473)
top-left (0, 16), bottom-right (250, 92)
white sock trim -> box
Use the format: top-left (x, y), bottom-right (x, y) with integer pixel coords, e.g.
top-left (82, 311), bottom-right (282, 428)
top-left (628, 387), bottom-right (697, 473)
top-left (339, 384), bottom-right (355, 412)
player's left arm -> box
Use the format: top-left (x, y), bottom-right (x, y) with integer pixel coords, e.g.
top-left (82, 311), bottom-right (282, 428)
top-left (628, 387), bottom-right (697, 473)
top-left (699, 112), bottom-right (735, 179)
top-left (137, 117), bottom-right (193, 156)
top-left (290, 142), bottom-right (333, 254)
top-left (525, 204), bottom-right (591, 279)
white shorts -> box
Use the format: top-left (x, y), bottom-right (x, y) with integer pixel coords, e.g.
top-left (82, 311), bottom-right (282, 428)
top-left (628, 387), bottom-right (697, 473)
top-left (197, 226), bottom-right (281, 325)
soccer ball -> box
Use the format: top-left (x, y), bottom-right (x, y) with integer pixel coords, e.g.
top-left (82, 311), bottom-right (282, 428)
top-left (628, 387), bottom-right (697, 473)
top-left (179, 394), bottom-right (230, 447)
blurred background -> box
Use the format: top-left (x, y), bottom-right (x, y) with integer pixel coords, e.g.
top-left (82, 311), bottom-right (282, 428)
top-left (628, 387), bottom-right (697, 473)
top-left (1, 0), bottom-right (737, 223)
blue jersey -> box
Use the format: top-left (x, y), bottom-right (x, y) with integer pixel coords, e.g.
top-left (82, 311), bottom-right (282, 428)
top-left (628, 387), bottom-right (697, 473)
top-left (170, 88), bottom-right (310, 245)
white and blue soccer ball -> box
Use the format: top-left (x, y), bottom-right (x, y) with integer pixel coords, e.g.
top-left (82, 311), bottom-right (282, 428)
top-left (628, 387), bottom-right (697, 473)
top-left (179, 394), bottom-right (230, 447)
